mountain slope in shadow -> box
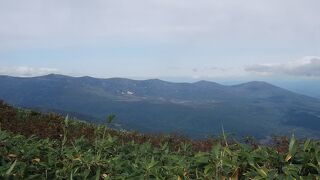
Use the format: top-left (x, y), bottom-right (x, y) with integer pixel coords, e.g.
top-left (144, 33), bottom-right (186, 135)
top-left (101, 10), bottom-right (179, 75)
top-left (0, 74), bottom-right (320, 139)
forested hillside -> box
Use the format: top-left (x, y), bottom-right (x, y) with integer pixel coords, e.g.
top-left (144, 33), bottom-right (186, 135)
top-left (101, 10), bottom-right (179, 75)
top-left (0, 101), bottom-right (319, 179)
top-left (1, 74), bottom-right (320, 139)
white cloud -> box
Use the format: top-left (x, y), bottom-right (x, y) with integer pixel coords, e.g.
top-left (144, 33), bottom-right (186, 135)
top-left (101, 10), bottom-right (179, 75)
top-left (245, 57), bottom-right (320, 77)
top-left (0, 66), bottom-right (59, 77)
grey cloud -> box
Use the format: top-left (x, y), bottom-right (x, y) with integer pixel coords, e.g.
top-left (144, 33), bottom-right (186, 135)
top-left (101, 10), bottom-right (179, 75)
top-left (192, 68), bottom-right (198, 72)
top-left (0, 0), bottom-right (319, 50)
top-left (191, 67), bottom-right (227, 73)
top-left (245, 57), bottom-right (320, 77)
top-left (0, 66), bottom-right (59, 77)
top-left (208, 67), bottom-right (227, 72)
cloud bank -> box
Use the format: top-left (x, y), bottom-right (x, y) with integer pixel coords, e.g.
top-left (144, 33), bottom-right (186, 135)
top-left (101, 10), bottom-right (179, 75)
top-left (0, 1), bottom-right (319, 79)
top-left (245, 57), bottom-right (320, 77)
top-left (0, 66), bottom-right (59, 77)
top-left (0, 0), bottom-right (319, 50)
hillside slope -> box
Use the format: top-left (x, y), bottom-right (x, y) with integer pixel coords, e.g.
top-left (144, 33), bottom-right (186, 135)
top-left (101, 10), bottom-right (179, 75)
top-left (0, 74), bottom-right (320, 139)
top-left (0, 102), bottom-right (319, 179)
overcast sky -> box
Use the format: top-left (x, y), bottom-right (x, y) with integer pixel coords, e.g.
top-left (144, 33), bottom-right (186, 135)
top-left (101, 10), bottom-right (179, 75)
top-left (0, 0), bottom-right (319, 81)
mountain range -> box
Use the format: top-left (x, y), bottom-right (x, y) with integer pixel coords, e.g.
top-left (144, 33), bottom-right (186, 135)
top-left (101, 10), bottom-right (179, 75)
top-left (0, 74), bottom-right (320, 139)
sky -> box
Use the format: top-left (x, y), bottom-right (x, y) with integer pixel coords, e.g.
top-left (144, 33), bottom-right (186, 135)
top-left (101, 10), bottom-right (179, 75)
top-left (0, 0), bottom-right (320, 82)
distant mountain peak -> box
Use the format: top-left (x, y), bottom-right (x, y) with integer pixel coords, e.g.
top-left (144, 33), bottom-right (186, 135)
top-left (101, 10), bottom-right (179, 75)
top-left (145, 78), bottom-right (169, 83)
top-left (40, 74), bottom-right (70, 79)
top-left (193, 80), bottom-right (223, 86)
top-left (80, 75), bottom-right (94, 79)
top-left (194, 80), bottom-right (211, 84)
top-left (234, 81), bottom-right (275, 88)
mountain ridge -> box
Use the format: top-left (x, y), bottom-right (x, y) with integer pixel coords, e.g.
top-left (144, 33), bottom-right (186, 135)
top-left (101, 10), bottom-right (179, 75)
top-left (0, 73), bottom-right (284, 88)
top-left (0, 74), bottom-right (320, 139)
top-left (1, 73), bottom-right (315, 96)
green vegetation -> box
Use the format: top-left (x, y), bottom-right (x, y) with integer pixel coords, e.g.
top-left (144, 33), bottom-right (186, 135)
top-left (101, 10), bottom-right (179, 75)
top-left (0, 101), bottom-right (319, 179)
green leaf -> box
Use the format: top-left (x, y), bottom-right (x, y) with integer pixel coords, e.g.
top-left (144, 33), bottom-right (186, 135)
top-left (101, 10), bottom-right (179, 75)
top-left (286, 134), bottom-right (296, 162)
top-left (94, 167), bottom-right (101, 180)
top-left (256, 168), bottom-right (268, 178)
top-left (288, 134), bottom-right (296, 154)
top-left (106, 114), bottom-right (116, 124)
top-left (204, 165), bottom-right (213, 175)
top-left (6, 160), bottom-right (17, 175)
top-left (303, 139), bottom-right (311, 151)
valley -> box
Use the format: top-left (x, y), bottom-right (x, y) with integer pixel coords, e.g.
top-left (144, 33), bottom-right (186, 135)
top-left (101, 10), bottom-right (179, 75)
top-left (0, 74), bottom-right (320, 139)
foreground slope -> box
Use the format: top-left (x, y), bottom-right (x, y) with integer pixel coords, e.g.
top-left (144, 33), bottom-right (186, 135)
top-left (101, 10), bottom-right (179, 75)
top-left (0, 74), bottom-right (320, 138)
top-left (0, 102), bottom-right (319, 179)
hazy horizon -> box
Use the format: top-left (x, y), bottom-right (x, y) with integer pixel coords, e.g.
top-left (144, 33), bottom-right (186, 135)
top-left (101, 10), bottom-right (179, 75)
top-left (0, 0), bottom-right (319, 83)
top-left (1, 72), bottom-right (320, 99)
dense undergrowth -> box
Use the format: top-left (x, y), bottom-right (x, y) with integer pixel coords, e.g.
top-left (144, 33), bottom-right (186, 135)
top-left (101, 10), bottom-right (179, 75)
top-left (0, 101), bottom-right (319, 179)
